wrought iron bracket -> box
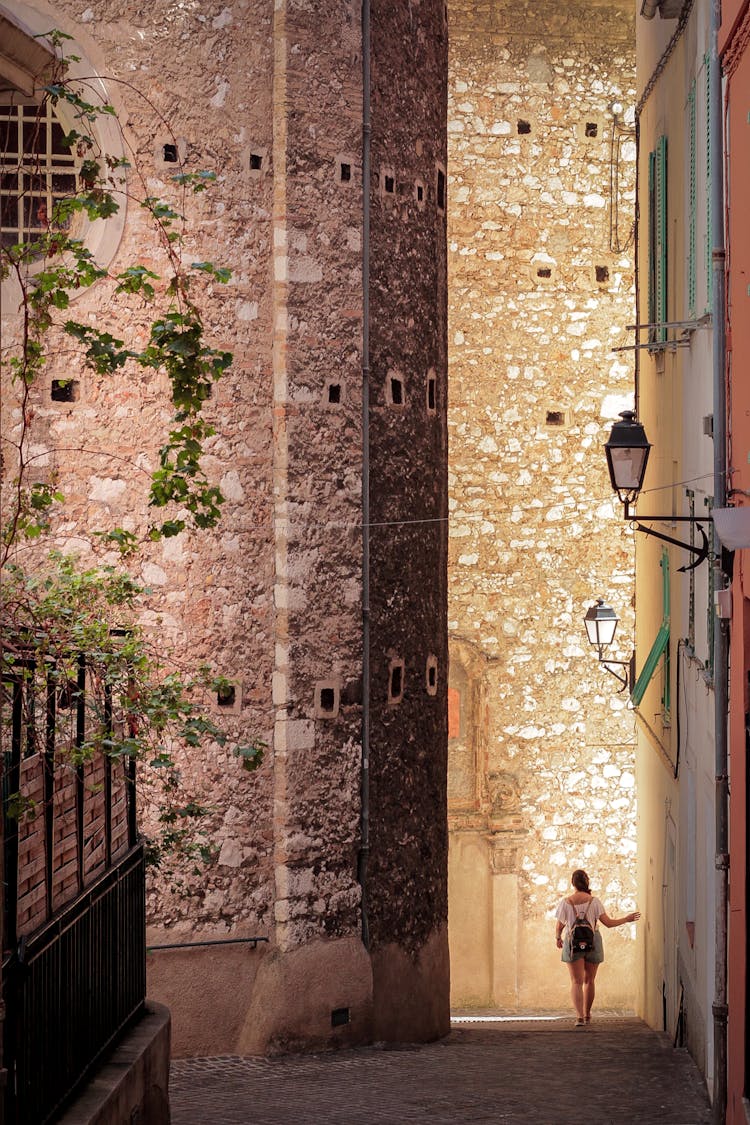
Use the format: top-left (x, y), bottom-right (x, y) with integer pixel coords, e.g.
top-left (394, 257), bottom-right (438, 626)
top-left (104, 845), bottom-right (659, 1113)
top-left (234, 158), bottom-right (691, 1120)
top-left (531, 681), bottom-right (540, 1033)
top-left (596, 651), bottom-right (634, 694)
top-left (623, 503), bottom-right (709, 572)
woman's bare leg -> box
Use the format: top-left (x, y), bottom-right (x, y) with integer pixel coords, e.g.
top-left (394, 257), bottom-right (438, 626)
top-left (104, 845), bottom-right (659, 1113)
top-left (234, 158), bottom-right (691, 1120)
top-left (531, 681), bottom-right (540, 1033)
top-left (583, 962), bottom-right (599, 1019)
top-left (566, 960), bottom-right (585, 1019)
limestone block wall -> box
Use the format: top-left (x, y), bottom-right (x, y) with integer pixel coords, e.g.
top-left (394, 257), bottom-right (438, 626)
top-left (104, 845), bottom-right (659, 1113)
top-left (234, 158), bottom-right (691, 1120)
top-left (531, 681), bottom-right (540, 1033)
top-left (1, 0), bottom-right (448, 1053)
top-left (447, 0), bottom-right (640, 1011)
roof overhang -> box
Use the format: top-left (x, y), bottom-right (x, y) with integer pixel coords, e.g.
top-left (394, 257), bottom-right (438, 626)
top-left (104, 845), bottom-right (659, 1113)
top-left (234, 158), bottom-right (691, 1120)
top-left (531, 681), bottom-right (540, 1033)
top-left (713, 508), bottom-right (750, 551)
top-left (0, 12), bottom-right (55, 97)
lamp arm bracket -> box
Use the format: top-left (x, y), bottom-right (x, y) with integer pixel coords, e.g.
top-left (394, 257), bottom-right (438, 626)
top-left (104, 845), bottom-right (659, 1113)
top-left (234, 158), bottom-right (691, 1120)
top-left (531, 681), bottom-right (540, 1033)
top-left (600, 660), bottom-right (630, 693)
top-left (628, 519), bottom-right (709, 572)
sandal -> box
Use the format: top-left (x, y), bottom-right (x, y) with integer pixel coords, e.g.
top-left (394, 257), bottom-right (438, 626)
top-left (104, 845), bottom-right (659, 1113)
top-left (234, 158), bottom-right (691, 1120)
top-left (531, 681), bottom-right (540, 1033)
top-left (574, 1017), bottom-right (585, 1027)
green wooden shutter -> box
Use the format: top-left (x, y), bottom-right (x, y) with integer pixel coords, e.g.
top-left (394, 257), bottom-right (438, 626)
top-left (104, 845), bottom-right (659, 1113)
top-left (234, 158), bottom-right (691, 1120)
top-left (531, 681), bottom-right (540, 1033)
top-left (648, 150), bottom-right (657, 341)
top-left (688, 81), bottom-right (697, 318)
top-left (631, 550), bottom-right (671, 710)
top-left (631, 623), bottom-right (670, 706)
top-left (648, 137), bottom-right (668, 345)
top-left (661, 549), bottom-right (671, 718)
top-left (655, 136), bottom-right (668, 342)
top-left (687, 489), bottom-right (696, 647)
top-left (705, 496), bottom-right (715, 678)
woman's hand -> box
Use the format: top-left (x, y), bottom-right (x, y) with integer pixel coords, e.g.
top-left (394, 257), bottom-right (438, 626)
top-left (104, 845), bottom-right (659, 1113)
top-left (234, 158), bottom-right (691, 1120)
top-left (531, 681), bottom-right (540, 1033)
top-left (628, 911), bottom-right (641, 923)
top-left (556, 936), bottom-right (563, 948)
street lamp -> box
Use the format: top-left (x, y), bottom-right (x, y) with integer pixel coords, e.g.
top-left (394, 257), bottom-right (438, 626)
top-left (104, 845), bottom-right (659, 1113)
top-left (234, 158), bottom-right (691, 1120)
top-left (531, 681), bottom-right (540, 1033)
top-left (604, 410), bottom-right (651, 508)
top-left (583, 599), bottom-right (633, 693)
top-left (604, 411), bottom-right (709, 571)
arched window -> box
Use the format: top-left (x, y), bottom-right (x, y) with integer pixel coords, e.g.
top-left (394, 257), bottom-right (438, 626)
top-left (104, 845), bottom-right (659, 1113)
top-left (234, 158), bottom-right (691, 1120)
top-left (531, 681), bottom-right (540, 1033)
top-left (0, 4), bottom-right (125, 300)
top-left (1, 97), bottom-right (78, 253)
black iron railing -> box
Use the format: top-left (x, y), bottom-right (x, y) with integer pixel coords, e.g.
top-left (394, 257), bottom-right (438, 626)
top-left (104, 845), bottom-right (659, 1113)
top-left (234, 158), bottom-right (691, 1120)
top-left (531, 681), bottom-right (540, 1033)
top-left (4, 846), bottom-right (146, 1125)
top-left (1, 647), bottom-right (146, 1124)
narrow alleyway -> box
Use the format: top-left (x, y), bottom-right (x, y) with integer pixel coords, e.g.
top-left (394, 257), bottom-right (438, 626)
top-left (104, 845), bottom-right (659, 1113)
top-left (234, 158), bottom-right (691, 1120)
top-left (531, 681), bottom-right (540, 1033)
top-left (169, 1016), bottom-right (711, 1124)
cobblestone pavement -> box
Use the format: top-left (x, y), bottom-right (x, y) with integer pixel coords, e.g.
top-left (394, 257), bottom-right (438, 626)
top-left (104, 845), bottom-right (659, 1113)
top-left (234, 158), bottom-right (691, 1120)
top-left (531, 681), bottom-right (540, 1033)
top-left (169, 1016), bottom-right (712, 1124)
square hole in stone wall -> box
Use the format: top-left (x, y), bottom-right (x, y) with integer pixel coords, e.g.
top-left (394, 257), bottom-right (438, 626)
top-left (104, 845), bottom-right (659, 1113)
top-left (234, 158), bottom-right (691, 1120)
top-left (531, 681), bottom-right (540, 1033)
top-left (216, 683), bottom-right (236, 707)
top-left (327, 382), bottom-right (342, 405)
top-left (386, 370), bottom-right (405, 407)
top-left (544, 408), bottom-right (569, 428)
top-left (380, 166), bottom-right (396, 198)
top-left (517, 119), bottom-right (532, 135)
top-left (436, 165), bottom-right (446, 211)
top-left (425, 655), bottom-right (438, 696)
top-left (214, 680), bottom-right (243, 714)
top-left (388, 659), bottom-right (405, 704)
top-left (427, 370), bottom-right (437, 413)
top-left (245, 145), bottom-right (268, 178)
top-left (531, 262), bottom-right (556, 285)
top-left (595, 264), bottom-right (610, 284)
top-left (414, 179), bottom-right (426, 209)
top-left (578, 120), bottom-right (603, 143)
top-left (337, 154), bottom-right (356, 185)
top-left (51, 379), bottom-right (80, 403)
top-left (154, 136), bottom-right (187, 169)
top-left (315, 680), bottom-right (340, 719)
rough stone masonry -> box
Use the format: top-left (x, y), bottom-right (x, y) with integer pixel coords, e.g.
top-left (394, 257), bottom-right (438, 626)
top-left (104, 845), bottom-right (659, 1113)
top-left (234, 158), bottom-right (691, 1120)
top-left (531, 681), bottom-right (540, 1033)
top-left (1, 0), bottom-right (448, 1054)
top-left (446, 0), bottom-right (640, 1011)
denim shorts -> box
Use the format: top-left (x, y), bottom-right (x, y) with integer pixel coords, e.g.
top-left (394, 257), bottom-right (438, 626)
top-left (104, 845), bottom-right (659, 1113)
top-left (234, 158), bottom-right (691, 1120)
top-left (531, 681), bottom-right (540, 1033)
top-left (562, 930), bottom-right (604, 964)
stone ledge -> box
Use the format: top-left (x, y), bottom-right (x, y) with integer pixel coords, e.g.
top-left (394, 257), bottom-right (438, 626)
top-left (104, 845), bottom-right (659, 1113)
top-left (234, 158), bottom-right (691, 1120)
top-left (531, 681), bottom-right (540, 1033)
top-left (58, 1001), bottom-right (171, 1125)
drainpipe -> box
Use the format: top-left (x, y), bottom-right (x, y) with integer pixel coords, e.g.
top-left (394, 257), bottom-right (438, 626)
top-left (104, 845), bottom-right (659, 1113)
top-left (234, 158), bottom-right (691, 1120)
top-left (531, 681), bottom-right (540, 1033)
top-left (709, 0), bottom-right (728, 1119)
top-left (357, 0), bottom-right (371, 951)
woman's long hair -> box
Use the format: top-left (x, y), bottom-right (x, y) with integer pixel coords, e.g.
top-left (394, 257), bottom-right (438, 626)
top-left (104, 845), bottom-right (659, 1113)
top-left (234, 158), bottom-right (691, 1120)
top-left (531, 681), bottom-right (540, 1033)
top-left (571, 869), bottom-right (591, 894)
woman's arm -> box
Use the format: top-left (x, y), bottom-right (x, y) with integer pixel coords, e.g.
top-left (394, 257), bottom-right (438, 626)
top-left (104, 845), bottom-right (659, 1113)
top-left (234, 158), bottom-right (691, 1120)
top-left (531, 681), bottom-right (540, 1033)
top-left (599, 910), bottom-right (641, 928)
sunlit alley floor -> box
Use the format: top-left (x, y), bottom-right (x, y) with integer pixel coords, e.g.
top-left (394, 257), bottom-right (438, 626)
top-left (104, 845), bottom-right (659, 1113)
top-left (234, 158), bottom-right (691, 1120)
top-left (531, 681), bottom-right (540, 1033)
top-left (169, 1015), bottom-right (712, 1124)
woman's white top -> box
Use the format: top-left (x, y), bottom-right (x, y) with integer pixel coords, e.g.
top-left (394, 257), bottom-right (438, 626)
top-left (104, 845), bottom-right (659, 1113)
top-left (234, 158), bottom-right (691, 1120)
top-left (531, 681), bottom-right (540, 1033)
top-left (555, 895), bottom-right (605, 932)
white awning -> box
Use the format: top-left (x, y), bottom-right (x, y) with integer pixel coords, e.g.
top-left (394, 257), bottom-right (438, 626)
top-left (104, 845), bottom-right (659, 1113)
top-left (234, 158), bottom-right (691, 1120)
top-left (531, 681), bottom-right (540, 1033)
top-left (712, 507), bottom-right (750, 551)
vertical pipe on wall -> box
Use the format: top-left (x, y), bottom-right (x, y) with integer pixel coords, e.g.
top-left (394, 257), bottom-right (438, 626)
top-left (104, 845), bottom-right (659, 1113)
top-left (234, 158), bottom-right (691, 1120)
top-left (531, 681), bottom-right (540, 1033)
top-left (358, 0), bottom-right (371, 950)
top-left (710, 0), bottom-right (729, 1118)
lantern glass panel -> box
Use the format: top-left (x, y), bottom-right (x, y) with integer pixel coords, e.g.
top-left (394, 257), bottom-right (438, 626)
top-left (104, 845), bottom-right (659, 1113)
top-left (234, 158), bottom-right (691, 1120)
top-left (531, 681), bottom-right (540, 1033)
top-left (607, 445), bottom-right (650, 495)
top-left (584, 601), bottom-right (619, 648)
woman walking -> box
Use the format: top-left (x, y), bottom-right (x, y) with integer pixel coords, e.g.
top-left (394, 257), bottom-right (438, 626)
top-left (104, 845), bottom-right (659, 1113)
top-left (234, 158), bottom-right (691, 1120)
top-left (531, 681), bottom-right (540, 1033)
top-left (555, 868), bottom-right (640, 1027)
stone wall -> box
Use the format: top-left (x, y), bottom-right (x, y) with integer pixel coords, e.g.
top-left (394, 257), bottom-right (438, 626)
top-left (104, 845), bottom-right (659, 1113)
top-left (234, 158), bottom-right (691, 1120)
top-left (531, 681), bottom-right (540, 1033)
top-left (1, 0), bottom-right (448, 1052)
top-left (447, 0), bottom-right (640, 1011)
top-left (366, 0), bottom-right (449, 1036)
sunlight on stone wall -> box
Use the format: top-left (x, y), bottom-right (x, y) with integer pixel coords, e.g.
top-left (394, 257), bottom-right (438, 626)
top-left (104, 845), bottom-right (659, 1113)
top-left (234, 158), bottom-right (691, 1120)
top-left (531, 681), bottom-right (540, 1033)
top-left (447, 0), bottom-right (639, 1012)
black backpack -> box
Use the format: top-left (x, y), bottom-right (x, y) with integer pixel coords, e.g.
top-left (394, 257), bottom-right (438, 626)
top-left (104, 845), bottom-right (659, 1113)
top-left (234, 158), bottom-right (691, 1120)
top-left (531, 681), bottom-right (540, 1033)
top-left (571, 906), bottom-right (595, 954)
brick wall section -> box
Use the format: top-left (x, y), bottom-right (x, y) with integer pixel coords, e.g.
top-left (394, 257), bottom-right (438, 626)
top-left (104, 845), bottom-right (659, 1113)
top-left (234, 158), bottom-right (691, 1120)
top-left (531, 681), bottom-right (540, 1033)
top-left (447, 0), bottom-right (639, 1002)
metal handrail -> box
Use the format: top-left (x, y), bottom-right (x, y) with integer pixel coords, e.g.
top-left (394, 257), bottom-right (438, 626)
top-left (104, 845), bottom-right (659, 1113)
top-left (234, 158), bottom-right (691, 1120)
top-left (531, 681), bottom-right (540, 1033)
top-left (148, 936), bottom-right (269, 951)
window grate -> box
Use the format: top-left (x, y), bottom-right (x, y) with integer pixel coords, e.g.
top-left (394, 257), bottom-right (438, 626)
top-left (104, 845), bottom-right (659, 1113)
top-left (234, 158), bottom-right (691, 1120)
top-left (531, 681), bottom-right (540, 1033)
top-left (0, 99), bottom-right (78, 252)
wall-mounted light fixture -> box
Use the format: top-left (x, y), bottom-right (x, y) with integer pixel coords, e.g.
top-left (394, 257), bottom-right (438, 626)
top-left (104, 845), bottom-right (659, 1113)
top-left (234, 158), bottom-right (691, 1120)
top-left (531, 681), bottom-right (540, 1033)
top-left (604, 410), bottom-right (709, 571)
top-left (584, 598), bottom-right (634, 693)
